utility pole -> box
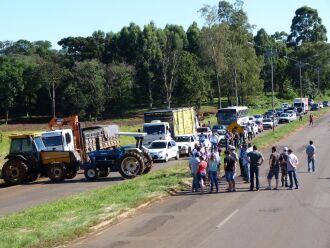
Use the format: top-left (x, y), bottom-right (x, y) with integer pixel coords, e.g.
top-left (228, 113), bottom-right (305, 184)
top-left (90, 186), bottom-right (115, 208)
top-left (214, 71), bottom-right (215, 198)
top-left (299, 62), bottom-right (303, 98)
top-left (52, 80), bottom-right (56, 118)
top-left (271, 53), bottom-right (275, 134)
top-left (317, 68), bottom-right (320, 103)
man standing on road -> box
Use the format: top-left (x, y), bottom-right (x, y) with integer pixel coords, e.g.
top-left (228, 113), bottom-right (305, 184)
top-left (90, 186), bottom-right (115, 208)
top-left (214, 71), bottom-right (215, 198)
top-left (210, 132), bottom-right (219, 153)
top-left (224, 150), bottom-right (236, 192)
top-left (189, 152), bottom-right (200, 192)
top-left (287, 149), bottom-right (299, 190)
top-left (208, 153), bottom-right (219, 193)
top-left (266, 146), bottom-right (280, 190)
top-left (280, 147), bottom-right (289, 187)
top-left (247, 145), bottom-right (264, 191)
top-left (306, 140), bottom-right (316, 173)
top-left (247, 123), bottom-right (253, 141)
top-left (243, 143), bottom-right (253, 183)
top-left (239, 142), bottom-right (247, 178)
top-left (309, 114), bottom-right (314, 126)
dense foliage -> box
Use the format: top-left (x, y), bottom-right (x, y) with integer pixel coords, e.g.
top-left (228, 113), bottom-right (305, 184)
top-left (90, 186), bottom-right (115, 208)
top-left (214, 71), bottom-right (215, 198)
top-left (0, 1), bottom-right (329, 122)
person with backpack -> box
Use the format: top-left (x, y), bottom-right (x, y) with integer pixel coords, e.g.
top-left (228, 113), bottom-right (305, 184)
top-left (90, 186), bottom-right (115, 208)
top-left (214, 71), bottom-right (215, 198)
top-left (265, 146), bottom-right (280, 190)
top-left (247, 145), bottom-right (264, 191)
top-left (306, 140), bottom-right (316, 172)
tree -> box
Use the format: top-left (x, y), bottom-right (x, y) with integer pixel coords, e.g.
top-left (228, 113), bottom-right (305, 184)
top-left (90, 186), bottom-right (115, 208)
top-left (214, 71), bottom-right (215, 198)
top-left (157, 25), bottom-right (187, 108)
top-left (287, 6), bottom-right (327, 47)
top-left (0, 57), bottom-right (25, 123)
top-left (186, 22), bottom-right (201, 55)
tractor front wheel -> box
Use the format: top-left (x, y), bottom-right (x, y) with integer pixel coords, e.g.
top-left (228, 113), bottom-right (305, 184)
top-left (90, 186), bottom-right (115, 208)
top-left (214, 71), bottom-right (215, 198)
top-left (84, 168), bottom-right (99, 181)
top-left (118, 152), bottom-right (144, 179)
top-left (66, 169), bottom-right (77, 179)
top-left (2, 159), bottom-right (28, 185)
top-left (48, 163), bottom-right (67, 182)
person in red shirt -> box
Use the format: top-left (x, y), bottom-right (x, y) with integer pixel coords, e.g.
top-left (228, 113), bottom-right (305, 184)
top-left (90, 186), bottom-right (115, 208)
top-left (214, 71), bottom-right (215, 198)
top-left (198, 156), bottom-right (208, 193)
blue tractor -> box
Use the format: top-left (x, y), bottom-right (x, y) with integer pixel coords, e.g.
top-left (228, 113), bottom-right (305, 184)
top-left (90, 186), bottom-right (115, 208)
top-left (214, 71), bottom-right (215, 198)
top-left (82, 132), bottom-right (153, 180)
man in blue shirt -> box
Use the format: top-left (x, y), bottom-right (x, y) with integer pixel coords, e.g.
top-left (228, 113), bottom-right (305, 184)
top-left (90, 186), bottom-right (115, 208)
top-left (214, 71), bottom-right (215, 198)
top-left (306, 140), bottom-right (316, 172)
top-left (247, 145), bottom-right (264, 191)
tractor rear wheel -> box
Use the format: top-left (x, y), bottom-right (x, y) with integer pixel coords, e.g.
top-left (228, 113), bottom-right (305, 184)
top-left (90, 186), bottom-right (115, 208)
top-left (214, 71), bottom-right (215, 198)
top-left (84, 168), bottom-right (99, 181)
top-left (2, 159), bottom-right (28, 185)
top-left (98, 167), bottom-right (109, 177)
top-left (142, 150), bottom-right (153, 174)
top-left (118, 152), bottom-right (144, 179)
top-left (48, 163), bottom-right (67, 182)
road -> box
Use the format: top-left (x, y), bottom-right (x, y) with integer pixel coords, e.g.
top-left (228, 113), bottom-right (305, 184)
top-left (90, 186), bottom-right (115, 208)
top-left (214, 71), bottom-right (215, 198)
top-left (0, 123), bottom-right (273, 215)
top-left (68, 113), bottom-right (330, 248)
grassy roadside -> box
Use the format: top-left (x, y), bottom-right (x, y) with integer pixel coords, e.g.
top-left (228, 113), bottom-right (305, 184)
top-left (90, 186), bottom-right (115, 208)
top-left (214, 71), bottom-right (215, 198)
top-left (0, 164), bottom-right (191, 248)
top-left (253, 108), bottom-right (330, 149)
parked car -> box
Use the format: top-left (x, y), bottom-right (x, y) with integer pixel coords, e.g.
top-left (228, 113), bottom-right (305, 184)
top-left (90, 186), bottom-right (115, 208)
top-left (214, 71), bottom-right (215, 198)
top-left (212, 124), bottom-right (227, 135)
top-left (276, 108), bottom-right (284, 115)
top-left (196, 127), bottom-right (212, 137)
top-left (174, 135), bottom-right (197, 157)
top-left (262, 118), bottom-right (276, 129)
top-left (308, 99), bottom-right (314, 106)
top-left (281, 103), bottom-right (290, 110)
top-left (148, 140), bottom-right (179, 162)
top-left (323, 101), bottom-right (330, 107)
top-left (311, 103), bottom-right (320, 111)
top-left (279, 113), bottom-right (297, 123)
top-left (248, 116), bottom-right (256, 123)
top-left (254, 114), bottom-right (263, 122)
top-left (255, 120), bottom-right (264, 132)
top-left (319, 102), bottom-right (324, 108)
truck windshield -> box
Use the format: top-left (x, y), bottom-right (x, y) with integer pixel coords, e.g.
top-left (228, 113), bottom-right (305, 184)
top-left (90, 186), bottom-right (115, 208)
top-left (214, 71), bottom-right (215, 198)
top-left (143, 125), bottom-right (165, 135)
top-left (174, 136), bottom-right (190, 142)
top-left (42, 136), bottom-right (63, 147)
top-left (34, 137), bottom-right (47, 151)
top-left (149, 142), bottom-right (167, 149)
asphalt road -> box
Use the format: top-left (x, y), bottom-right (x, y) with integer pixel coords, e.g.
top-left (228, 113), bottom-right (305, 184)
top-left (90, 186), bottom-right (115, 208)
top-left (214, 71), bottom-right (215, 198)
top-left (68, 113), bottom-right (330, 248)
top-left (0, 124), bottom-right (272, 215)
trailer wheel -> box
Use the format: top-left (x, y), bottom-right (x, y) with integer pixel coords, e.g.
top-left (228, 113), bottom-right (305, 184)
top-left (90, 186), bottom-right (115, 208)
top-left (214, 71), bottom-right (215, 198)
top-left (2, 159), bottom-right (28, 185)
top-left (119, 152), bottom-right (144, 179)
top-left (84, 168), bottom-right (99, 181)
top-left (99, 167), bottom-right (109, 177)
top-left (48, 163), bottom-right (66, 182)
top-left (142, 150), bottom-right (153, 174)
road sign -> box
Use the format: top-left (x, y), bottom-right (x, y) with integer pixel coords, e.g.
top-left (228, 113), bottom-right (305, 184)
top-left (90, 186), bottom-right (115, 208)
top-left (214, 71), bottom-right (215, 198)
top-left (227, 122), bottom-right (243, 133)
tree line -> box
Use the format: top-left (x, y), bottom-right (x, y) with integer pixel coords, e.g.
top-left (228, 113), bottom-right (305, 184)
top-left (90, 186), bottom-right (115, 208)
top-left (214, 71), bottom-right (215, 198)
top-left (0, 1), bottom-right (329, 123)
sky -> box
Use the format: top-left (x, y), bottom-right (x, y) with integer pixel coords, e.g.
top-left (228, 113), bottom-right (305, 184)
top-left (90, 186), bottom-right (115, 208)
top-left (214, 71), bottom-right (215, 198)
top-left (1, 0), bottom-right (330, 50)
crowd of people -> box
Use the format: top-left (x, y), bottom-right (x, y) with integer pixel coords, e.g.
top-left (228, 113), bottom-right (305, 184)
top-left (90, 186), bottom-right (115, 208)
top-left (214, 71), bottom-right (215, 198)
top-left (189, 132), bottom-right (317, 193)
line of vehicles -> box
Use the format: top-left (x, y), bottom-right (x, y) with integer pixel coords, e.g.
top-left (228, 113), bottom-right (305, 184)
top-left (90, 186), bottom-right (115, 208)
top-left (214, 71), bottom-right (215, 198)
top-left (1, 97), bottom-right (328, 186)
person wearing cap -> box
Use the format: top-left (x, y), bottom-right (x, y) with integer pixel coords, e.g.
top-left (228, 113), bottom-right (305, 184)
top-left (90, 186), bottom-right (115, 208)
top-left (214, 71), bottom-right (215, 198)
top-left (279, 147), bottom-right (289, 187)
top-left (229, 145), bottom-right (239, 164)
top-left (266, 146), bottom-right (280, 190)
top-left (287, 149), bottom-right (299, 189)
top-left (189, 152), bottom-right (200, 192)
top-left (247, 145), bottom-right (264, 191)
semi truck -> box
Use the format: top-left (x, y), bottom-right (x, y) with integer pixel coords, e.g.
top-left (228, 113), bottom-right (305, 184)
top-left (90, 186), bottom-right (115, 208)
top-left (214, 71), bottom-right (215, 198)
top-left (143, 107), bottom-right (198, 145)
top-left (293, 98), bottom-right (309, 114)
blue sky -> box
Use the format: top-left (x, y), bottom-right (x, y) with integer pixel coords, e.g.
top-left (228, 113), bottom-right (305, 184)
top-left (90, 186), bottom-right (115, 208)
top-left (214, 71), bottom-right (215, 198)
top-left (1, 0), bottom-right (329, 49)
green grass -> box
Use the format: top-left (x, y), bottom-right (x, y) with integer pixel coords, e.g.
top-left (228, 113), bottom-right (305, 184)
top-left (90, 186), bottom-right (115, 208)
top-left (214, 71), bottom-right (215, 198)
top-left (0, 164), bottom-right (191, 248)
top-left (253, 108), bottom-right (330, 149)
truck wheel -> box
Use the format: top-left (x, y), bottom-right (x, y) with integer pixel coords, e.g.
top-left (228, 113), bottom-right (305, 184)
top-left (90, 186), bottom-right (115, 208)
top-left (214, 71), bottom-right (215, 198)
top-left (142, 151), bottom-right (153, 174)
top-left (118, 152), bottom-right (144, 179)
top-left (175, 152), bottom-right (179, 160)
top-left (164, 154), bottom-right (169, 162)
top-left (25, 172), bottom-right (39, 183)
top-left (48, 163), bottom-right (67, 182)
top-left (99, 167), bottom-right (109, 177)
top-left (84, 168), bottom-right (99, 181)
top-left (2, 159), bottom-right (28, 185)
top-left (66, 169), bottom-right (77, 179)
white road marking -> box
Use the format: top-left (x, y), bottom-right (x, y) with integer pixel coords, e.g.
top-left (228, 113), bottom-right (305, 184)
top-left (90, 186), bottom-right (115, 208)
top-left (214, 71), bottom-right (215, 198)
top-left (216, 209), bottom-right (239, 229)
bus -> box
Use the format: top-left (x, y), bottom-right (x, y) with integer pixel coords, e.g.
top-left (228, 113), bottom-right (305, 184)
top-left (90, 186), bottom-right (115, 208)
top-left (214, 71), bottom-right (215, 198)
top-left (217, 106), bottom-right (249, 126)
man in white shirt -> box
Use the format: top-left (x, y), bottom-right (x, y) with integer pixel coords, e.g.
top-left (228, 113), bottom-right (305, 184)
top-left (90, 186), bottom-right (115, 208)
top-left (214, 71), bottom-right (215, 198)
top-left (210, 132), bottom-right (219, 152)
top-left (287, 148), bottom-right (299, 189)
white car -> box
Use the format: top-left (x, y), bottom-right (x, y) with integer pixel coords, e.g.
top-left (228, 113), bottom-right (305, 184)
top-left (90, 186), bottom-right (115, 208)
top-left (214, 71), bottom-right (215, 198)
top-left (319, 102), bottom-right (324, 108)
top-left (279, 113), bottom-right (297, 123)
top-left (262, 118), bottom-right (275, 129)
top-left (148, 140), bottom-right (179, 162)
top-left (174, 135), bottom-right (197, 157)
top-left (282, 103), bottom-right (290, 109)
top-left (196, 127), bottom-right (212, 137)
top-left (254, 114), bottom-right (263, 123)
top-left (248, 116), bottom-right (256, 123)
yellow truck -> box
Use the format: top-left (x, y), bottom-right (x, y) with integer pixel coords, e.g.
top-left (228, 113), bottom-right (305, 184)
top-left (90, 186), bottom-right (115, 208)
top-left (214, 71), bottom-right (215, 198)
top-left (143, 107), bottom-right (198, 145)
